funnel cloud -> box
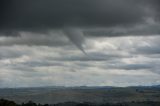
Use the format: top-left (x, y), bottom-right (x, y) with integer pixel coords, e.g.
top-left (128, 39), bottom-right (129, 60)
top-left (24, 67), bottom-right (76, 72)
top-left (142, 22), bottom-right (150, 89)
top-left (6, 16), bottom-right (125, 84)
top-left (63, 28), bottom-right (86, 54)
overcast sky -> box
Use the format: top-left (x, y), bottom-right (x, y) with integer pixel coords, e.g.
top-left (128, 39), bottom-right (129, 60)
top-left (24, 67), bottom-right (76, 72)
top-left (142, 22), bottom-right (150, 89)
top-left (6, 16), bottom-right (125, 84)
top-left (0, 0), bottom-right (160, 88)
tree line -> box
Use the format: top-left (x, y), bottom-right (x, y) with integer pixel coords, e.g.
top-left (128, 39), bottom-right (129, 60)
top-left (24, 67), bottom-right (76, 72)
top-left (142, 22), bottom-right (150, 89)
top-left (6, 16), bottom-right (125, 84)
top-left (1, 99), bottom-right (160, 106)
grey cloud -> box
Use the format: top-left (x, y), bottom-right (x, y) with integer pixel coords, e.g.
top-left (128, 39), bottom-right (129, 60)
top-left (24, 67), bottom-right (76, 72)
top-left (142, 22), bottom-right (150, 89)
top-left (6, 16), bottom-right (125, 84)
top-left (134, 61), bottom-right (160, 74)
top-left (0, 47), bottom-right (23, 59)
top-left (0, 0), bottom-right (160, 51)
top-left (0, 0), bottom-right (154, 31)
top-left (53, 52), bottom-right (126, 62)
top-left (0, 41), bottom-right (160, 87)
top-left (0, 45), bottom-right (36, 60)
top-left (21, 61), bottom-right (66, 68)
top-left (84, 23), bottom-right (160, 37)
top-left (112, 64), bottom-right (153, 70)
top-left (136, 46), bottom-right (160, 55)
top-left (99, 59), bottom-right (155, 71)
top-left (130, 38), bottom-right (160, 55)
top-left (146, 0), bottom-right (160, 21)
top-left (0, 31), bottom-right (71, 46)
top-left (0, 30), bottom-right (86, 53)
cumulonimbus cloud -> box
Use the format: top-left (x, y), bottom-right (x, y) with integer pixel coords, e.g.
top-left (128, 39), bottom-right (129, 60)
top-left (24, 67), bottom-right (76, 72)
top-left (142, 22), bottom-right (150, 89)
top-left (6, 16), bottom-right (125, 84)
top-left (0, 0), bottom-right (160, 53)
top-left (0, 0), bottom-right (157, 30)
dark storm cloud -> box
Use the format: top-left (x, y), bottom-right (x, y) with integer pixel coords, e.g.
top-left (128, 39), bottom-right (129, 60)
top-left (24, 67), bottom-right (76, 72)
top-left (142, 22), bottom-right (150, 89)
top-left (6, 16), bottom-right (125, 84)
top-left (0, 0), bottom-right (160, 55)
top-left (0, 0), bottom-right (154, 32)
top-left (0, 31), bottom-right (72, 46)
top-left (0, 0), bottom-right (160, 50)
top-left (144, 0), bottom-right (160, 21)
top-left (84, 24), bottom-right (160, 37)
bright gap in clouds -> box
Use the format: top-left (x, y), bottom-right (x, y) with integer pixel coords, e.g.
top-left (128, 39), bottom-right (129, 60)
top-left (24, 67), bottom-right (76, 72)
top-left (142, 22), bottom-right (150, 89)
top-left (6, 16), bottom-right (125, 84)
top-left (0, 35), bottom-right (160, 88)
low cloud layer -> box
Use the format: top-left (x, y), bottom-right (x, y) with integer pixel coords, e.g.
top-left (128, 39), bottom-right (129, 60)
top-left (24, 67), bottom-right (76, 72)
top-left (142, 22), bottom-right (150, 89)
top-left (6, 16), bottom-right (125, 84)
top-left (0, 36), bottom-right (160, 87)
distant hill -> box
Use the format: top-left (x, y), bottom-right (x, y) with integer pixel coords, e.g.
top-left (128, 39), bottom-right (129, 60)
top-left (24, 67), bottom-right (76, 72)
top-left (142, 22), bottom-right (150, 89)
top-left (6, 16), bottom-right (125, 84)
top-left (0, 85), bottom-right (160, 104)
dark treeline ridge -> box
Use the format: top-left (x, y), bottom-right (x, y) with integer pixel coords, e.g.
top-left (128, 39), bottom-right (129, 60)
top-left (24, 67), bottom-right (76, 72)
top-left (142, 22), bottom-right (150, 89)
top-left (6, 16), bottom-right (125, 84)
top-left (1, 99), bottom-right (160, 106)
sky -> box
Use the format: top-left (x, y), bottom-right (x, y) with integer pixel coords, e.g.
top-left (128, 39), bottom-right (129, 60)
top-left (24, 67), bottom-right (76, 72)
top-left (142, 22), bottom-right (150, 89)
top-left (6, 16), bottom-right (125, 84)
top-left (0, 0), bottom-right (160, 88)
